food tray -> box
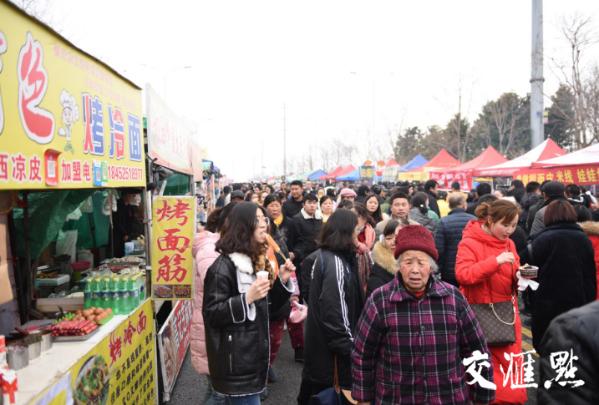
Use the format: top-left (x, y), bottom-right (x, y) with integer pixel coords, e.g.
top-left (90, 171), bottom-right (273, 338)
top-left (35, 274), bottom-right (70, 287)
top-left (54, 326), bottom-right (100, 342)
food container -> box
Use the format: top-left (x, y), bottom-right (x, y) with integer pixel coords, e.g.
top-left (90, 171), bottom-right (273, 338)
top-left (520, 265), bottom-right (538, 279)
top-left (71, 261), bottom-right (91, 283)
top-left (7, 346), bottom-right (29, 370)
top-left (35, 274), bottom-right (71, 298)
top-left (40, 330), bottom-right (53, 352)
top-left (24, 331), bottom-right (42, 360)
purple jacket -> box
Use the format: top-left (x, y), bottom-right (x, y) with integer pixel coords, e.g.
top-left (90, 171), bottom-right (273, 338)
top-left (351, 276), bottom-right (495, 405)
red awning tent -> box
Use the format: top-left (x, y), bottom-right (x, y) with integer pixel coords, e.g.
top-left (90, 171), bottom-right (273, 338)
top-left (322, 166), bottom-right (343, 180)
top-left (323, 164), bottom-right (356, 180)
top-left (421, 148), bottom-right (461, 170)
top-left (429, 146), bottom-right (507, 191)
top-left (513, 143), bottom-right (599, 186)
top-left (475, 139), bottom-right (566, 177)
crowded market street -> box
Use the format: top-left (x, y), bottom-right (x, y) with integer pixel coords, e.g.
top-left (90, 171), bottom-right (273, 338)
top-left (1, 1), bottom-right (599, 405)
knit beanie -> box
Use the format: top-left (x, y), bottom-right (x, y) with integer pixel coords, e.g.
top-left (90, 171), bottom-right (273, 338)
top-left (394, 225), bottom-right (438, 261)
top-left (339, 188), bottom-right (357, 198)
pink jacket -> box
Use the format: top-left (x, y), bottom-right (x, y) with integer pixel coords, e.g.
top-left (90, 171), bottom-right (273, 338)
top-left (190, 230), bottom-right (220, 375)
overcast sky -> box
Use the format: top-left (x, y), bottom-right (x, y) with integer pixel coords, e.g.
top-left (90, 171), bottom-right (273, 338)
top-left (37, 0), bottom-right (599, 180)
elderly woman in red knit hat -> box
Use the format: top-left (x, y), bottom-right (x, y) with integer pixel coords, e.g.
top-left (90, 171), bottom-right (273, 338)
top-left (351, 225), bottom-right (495, 405)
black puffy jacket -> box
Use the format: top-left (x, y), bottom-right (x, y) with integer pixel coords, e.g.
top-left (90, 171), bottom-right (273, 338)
top-left (521, 223), bottom-right (597, 350)
top-left (433, 209), bottom-right (475, 286)
top-left (303, 249), bottom-right (363, 389)
top-left (538, 301), bottom-right (599, 405)
top-left (287, 211), bottom-right (322, 266)
top-left (203, 253), bottom-right (293, 396)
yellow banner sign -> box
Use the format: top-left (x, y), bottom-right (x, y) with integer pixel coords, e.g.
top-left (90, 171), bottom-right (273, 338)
top-left (33, 299), bottom-right (157, 405)
top-left (151, 196), bottom-right (195, 300)
top-left (0, 2), bottom-right (145, 189)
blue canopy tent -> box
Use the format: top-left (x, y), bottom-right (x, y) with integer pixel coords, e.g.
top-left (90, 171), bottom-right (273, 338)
top-left (398, 154), bottom-right (428, 172)
top-left (307, 169), bottom-right (327, 181)
top-left (336, 168), bottom-right (360, 181)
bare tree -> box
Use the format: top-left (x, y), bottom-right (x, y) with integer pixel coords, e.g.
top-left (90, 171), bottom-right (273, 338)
top-left (487, 93), bottom-right (529, 156)
top-left (551, 15), bottom-right (599, 147)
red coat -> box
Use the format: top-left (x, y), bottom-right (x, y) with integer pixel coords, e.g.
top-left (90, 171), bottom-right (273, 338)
top-left (455, 220), bottom-right (527, 404)
top-left (579, 221), bottom-right (599, 300)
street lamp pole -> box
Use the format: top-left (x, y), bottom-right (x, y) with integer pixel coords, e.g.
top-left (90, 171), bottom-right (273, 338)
top-left (283, 103), bottom-right (287, 179)
top-left (530, 0), bottom-right (544, 147)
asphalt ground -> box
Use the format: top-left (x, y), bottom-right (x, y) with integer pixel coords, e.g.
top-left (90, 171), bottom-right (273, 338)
top-left (170, 306), bottom-right (539, 404)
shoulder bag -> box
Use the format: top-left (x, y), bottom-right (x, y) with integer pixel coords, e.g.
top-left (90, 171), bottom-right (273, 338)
top-left (470, 263), bottom-right (516, 346)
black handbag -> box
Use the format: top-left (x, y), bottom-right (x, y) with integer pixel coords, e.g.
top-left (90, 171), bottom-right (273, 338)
top-left (470, 266), bottom-right (516, 346)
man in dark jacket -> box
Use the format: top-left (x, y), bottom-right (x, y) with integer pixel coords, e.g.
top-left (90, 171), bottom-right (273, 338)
top-left (538, 301), bottom-right (599, 405)
top-left (434, 193), bottom-right (475, 286)
top-left (424, 179), bottom-right (441, 217)
top-left (466, 182), bottom-right (492, 215)
top-left (287, 193), bottom-right (322, 266)
top-left (519, 181), bottom-right (541, 230)
top-left (282, 180), bottom-right (304, 218)
top-left (529, 181), bottom-right (566, 236)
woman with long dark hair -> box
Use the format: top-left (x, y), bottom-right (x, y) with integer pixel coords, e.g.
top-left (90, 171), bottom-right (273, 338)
top-left (203, 202), bottom-right (295, 404)
top-left (364, 193), bottom-right (386, 224)
top-left (522, 199), bottom-right (596, 350)
top-left (298, 209), bottom-right (364, 405)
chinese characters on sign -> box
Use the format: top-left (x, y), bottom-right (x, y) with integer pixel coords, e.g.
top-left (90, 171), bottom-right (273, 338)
top-left (151, 196), bottom-right (196, 300)
top-left (32, 300), bottom-right (157, 405)
top-left (463, 349), bottom-right (585, 391)
top-left (515, 165), bottom-right (599, 187)
top-left (0, 2), bottom-right (145, 189)
top-left (158, 300), bottom-right (194, 401)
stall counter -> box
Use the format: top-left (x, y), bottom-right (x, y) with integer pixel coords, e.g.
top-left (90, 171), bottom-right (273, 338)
top-left (13, 300), bottom-right (157, 405)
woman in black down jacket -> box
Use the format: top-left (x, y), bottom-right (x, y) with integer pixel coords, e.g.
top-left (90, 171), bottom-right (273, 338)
top-left (521, 199), bottom-right (597, 350)
top-left (203, 202), bottom-right (294, 403)
top-left (298, 209), bottom-right (364, 405)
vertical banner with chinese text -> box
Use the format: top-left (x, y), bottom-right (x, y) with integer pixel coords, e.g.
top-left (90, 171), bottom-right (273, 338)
top-left (151, 196), bottom-right (195, 300)
top-left (157, 300), bottom-right (193, 401)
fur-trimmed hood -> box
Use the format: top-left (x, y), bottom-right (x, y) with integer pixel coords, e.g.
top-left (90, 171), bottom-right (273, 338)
top-left (579, 221), bottom-right (599, 237)
top-left (372, 241), bottom-right (397, 275)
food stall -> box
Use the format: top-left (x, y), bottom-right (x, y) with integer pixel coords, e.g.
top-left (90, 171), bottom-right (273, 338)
top-left (145, 85), bottom-right (196, 402)
top-left (0, 2), bottom-right (157, 403)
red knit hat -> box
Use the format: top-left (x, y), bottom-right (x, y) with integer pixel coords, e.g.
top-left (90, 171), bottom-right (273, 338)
top-left (394, 225), bottom-right (438, 261)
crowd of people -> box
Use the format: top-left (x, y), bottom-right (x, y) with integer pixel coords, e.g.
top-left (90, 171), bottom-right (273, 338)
top-left (191, 178), bottom-right (599, 404)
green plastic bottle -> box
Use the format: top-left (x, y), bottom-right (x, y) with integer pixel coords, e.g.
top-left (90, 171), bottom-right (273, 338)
top-left (83, 279), bottom-right (92, 309)
top-left (127, 277), bottom-right (139, 311)
top-left (115, 276), bottom-right (127, 315)
top-left (90, 276), bottom-right (100, 308)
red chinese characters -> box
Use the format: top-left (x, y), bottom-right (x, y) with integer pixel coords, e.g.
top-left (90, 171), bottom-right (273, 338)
top-left (109, 332), bottom-right (123, 365)
top-left (11, 154), bottom-right (26, 182)
top-left (17, 33), bottom-right (55, 144)
top-left (29, 156), bottom-right (42, 181)
top-left (154, 198), bottom-right (192, 284)
top-left (156, 199), bottom-right (190, 226)
top-left (157, 254), bottom-right (187, 283)
top-left (157, 229), bottom-right (190, 253)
